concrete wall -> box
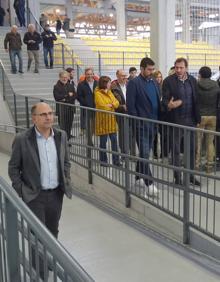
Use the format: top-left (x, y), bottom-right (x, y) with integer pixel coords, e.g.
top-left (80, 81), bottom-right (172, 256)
top-left (0, 89), bottom-right (14, 126)
top-left (71, 163), bottom-right (183, 243)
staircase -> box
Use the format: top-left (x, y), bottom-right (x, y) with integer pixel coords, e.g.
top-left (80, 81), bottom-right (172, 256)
top-left (0, 27), bottom-right (63, 127)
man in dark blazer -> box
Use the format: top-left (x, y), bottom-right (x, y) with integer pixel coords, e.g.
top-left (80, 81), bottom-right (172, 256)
top-left (8, 102), bottom-right (72, 232)
top-left (127, 57), bottom-right (161, 197)
top-left (8, 102), bottom-right (72, 278)
top-left (162, 57), bottom-right (201, 185)
top-left (77, 67), bottom-right (98, 137)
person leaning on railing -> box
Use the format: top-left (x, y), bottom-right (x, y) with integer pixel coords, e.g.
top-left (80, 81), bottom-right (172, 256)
top-left (94, 76), bottom-right (122, 167)
top-left (53, 71), bottom-right (77, 141)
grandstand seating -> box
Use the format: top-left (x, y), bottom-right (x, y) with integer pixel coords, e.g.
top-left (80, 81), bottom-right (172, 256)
top-left (80, 36), bottom-right (220, 71)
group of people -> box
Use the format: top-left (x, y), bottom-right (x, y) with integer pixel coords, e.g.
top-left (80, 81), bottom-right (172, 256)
top-left (56, 17), bottom-right (71, 37)
top-left (7, 55), bottom-right (220, 278)
top-left (53, 57), bottom-right (220, 198)
top-left (4, 23), bottom-right (57, 73)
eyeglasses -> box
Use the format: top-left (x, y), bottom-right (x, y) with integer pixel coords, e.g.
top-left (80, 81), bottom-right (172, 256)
top-left (34, 111), bottom-right (54, 117)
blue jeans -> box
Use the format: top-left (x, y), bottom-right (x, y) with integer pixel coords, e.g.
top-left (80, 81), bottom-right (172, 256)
top-left (100, 133), bottom-right (119, 164)
top-left (43, 47), bottom-right (54, 67)
top-left (9, 49), bottom-right (23, 73)
top-left (136, 122), bottom-right (155, 186)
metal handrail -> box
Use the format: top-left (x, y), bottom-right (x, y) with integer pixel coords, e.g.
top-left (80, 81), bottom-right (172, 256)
top-left (1, 59), bottom-right (220, 246)
top-left (0, 176), bottom-right (94, 281)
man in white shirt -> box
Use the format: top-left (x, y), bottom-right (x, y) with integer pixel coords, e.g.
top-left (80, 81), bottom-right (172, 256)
top-left (111, 69), bottom-right (128, 157)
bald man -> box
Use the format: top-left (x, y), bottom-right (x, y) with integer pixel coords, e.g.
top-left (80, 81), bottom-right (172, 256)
top-left (111, 69), bottom-right (128, 156)
top-left (4, 25), bottom-right (23, 74)
top-left (9, 102), bottom-right (72, 238)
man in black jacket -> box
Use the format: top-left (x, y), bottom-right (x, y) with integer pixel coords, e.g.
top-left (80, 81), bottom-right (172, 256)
top-left (23, 24), bottom-right (42, 73)
top-left (77, 67), bottom-right (98, 135)
top-left (162, 57), bottom-right (201, 185)
top-left (4, 25), bottom-right (23, 74)
top-left (53, 71), bottom-right (77, 140)
top-left (111, 69), bottom-right (127, 155)
top-left (41, 24), bottom-right (57, 69)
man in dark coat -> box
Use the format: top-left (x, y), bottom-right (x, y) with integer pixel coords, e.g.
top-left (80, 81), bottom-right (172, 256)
top-left (77, 67), bottom-right (98, 136)
top-left (162, 57), bottom-right (201, 186)
top-left (8, 102), bottom-right (72, 279)
top-left (41, 24), bottom-right (57, 68)
top-left (4, 25), bottom-right (23, 74)
top-left (53, 71), bottom-right (77, 140)
top-left (111, 69), bottom-right (128, 156)
top-left (23, 24), bottom-right (42, 73)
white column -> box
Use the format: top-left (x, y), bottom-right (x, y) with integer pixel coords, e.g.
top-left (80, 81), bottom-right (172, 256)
top-left (28, 0), bottom-right (40, 23)
top-left (66, 0), bottom-right (73, 22)
top-left (9, 0), bottom-right (16, 25)
top-left (150, 0), bottom-right (176, 76)
top-left (182, 0), bottom-right (190, 43)
top-left (116, 0), bottom-right (126, 40)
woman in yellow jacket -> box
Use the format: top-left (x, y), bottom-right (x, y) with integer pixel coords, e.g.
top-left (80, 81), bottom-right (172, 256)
top-left (95, 76), bottom-right (122, 166)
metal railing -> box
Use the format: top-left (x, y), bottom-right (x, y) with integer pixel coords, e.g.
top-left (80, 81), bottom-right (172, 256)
top-left (70, 49), bottom-right (220, 74)
top-left (0, 176), bottom-right (94, 282)
top-left (1, 60), bottom-right (220, 246)
top-left (2, 91), bottom-right (220, 245)
top-left (53, 44), bottom-right (83, 80)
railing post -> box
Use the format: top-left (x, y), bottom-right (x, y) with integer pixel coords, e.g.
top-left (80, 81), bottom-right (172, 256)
top-left (61, 44), bottom-right (65, 69)
top-left (186, 54), bottom-right (189, 64)
top-left (122, 51), bottom-right (125, 69)
top-left (86, 109), bottom-right (93, 184)
top-left (124, 116), bottom-right (131, 208)
top-left (98, 51), bottom-right (101, 76)
top-left (1, 67), bottom-right (6, 101)
top-left (25, 96), bottom-right (30, 128)
top-left (76, 64), bottom-right (80, 82)
top-left (5, 198), bottom-right (21, 282)
top-left (183, 128), bottom-right (191, 244)
top-left (27, 6), bottom-right (31, 26)
top-left (204, 53), bottom-right (207, 65)
top-left (13, 93), bottom-right (18, 129)
top-left (71, 50), bottom-right (75, 68)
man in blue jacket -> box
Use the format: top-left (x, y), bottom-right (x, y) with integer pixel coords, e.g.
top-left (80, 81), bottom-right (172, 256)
top-left (127, 57), bottom-right (160, 197)
top-left (41, 24), bottom-right (57, 69)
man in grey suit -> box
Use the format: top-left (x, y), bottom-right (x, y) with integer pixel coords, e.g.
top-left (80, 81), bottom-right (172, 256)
top-left (8, 102), bottom-right (72, 238)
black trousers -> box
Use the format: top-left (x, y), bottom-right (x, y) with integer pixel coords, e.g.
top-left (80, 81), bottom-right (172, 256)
top-left (27, 188), bottom-right (64, 279)
top-left (170, 127), bottom-right (195, 181)
top-left (57, 105), bottom-right (74, 140)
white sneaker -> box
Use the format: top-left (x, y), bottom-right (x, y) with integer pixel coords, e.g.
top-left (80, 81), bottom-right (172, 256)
top-left (145, 184), bottom-right (159, 197)
top-left (135, 178), bottom-right (146, 188)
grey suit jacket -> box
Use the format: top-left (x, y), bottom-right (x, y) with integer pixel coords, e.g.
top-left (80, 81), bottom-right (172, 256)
top-left (8, 126), bottom-right (72, 203)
